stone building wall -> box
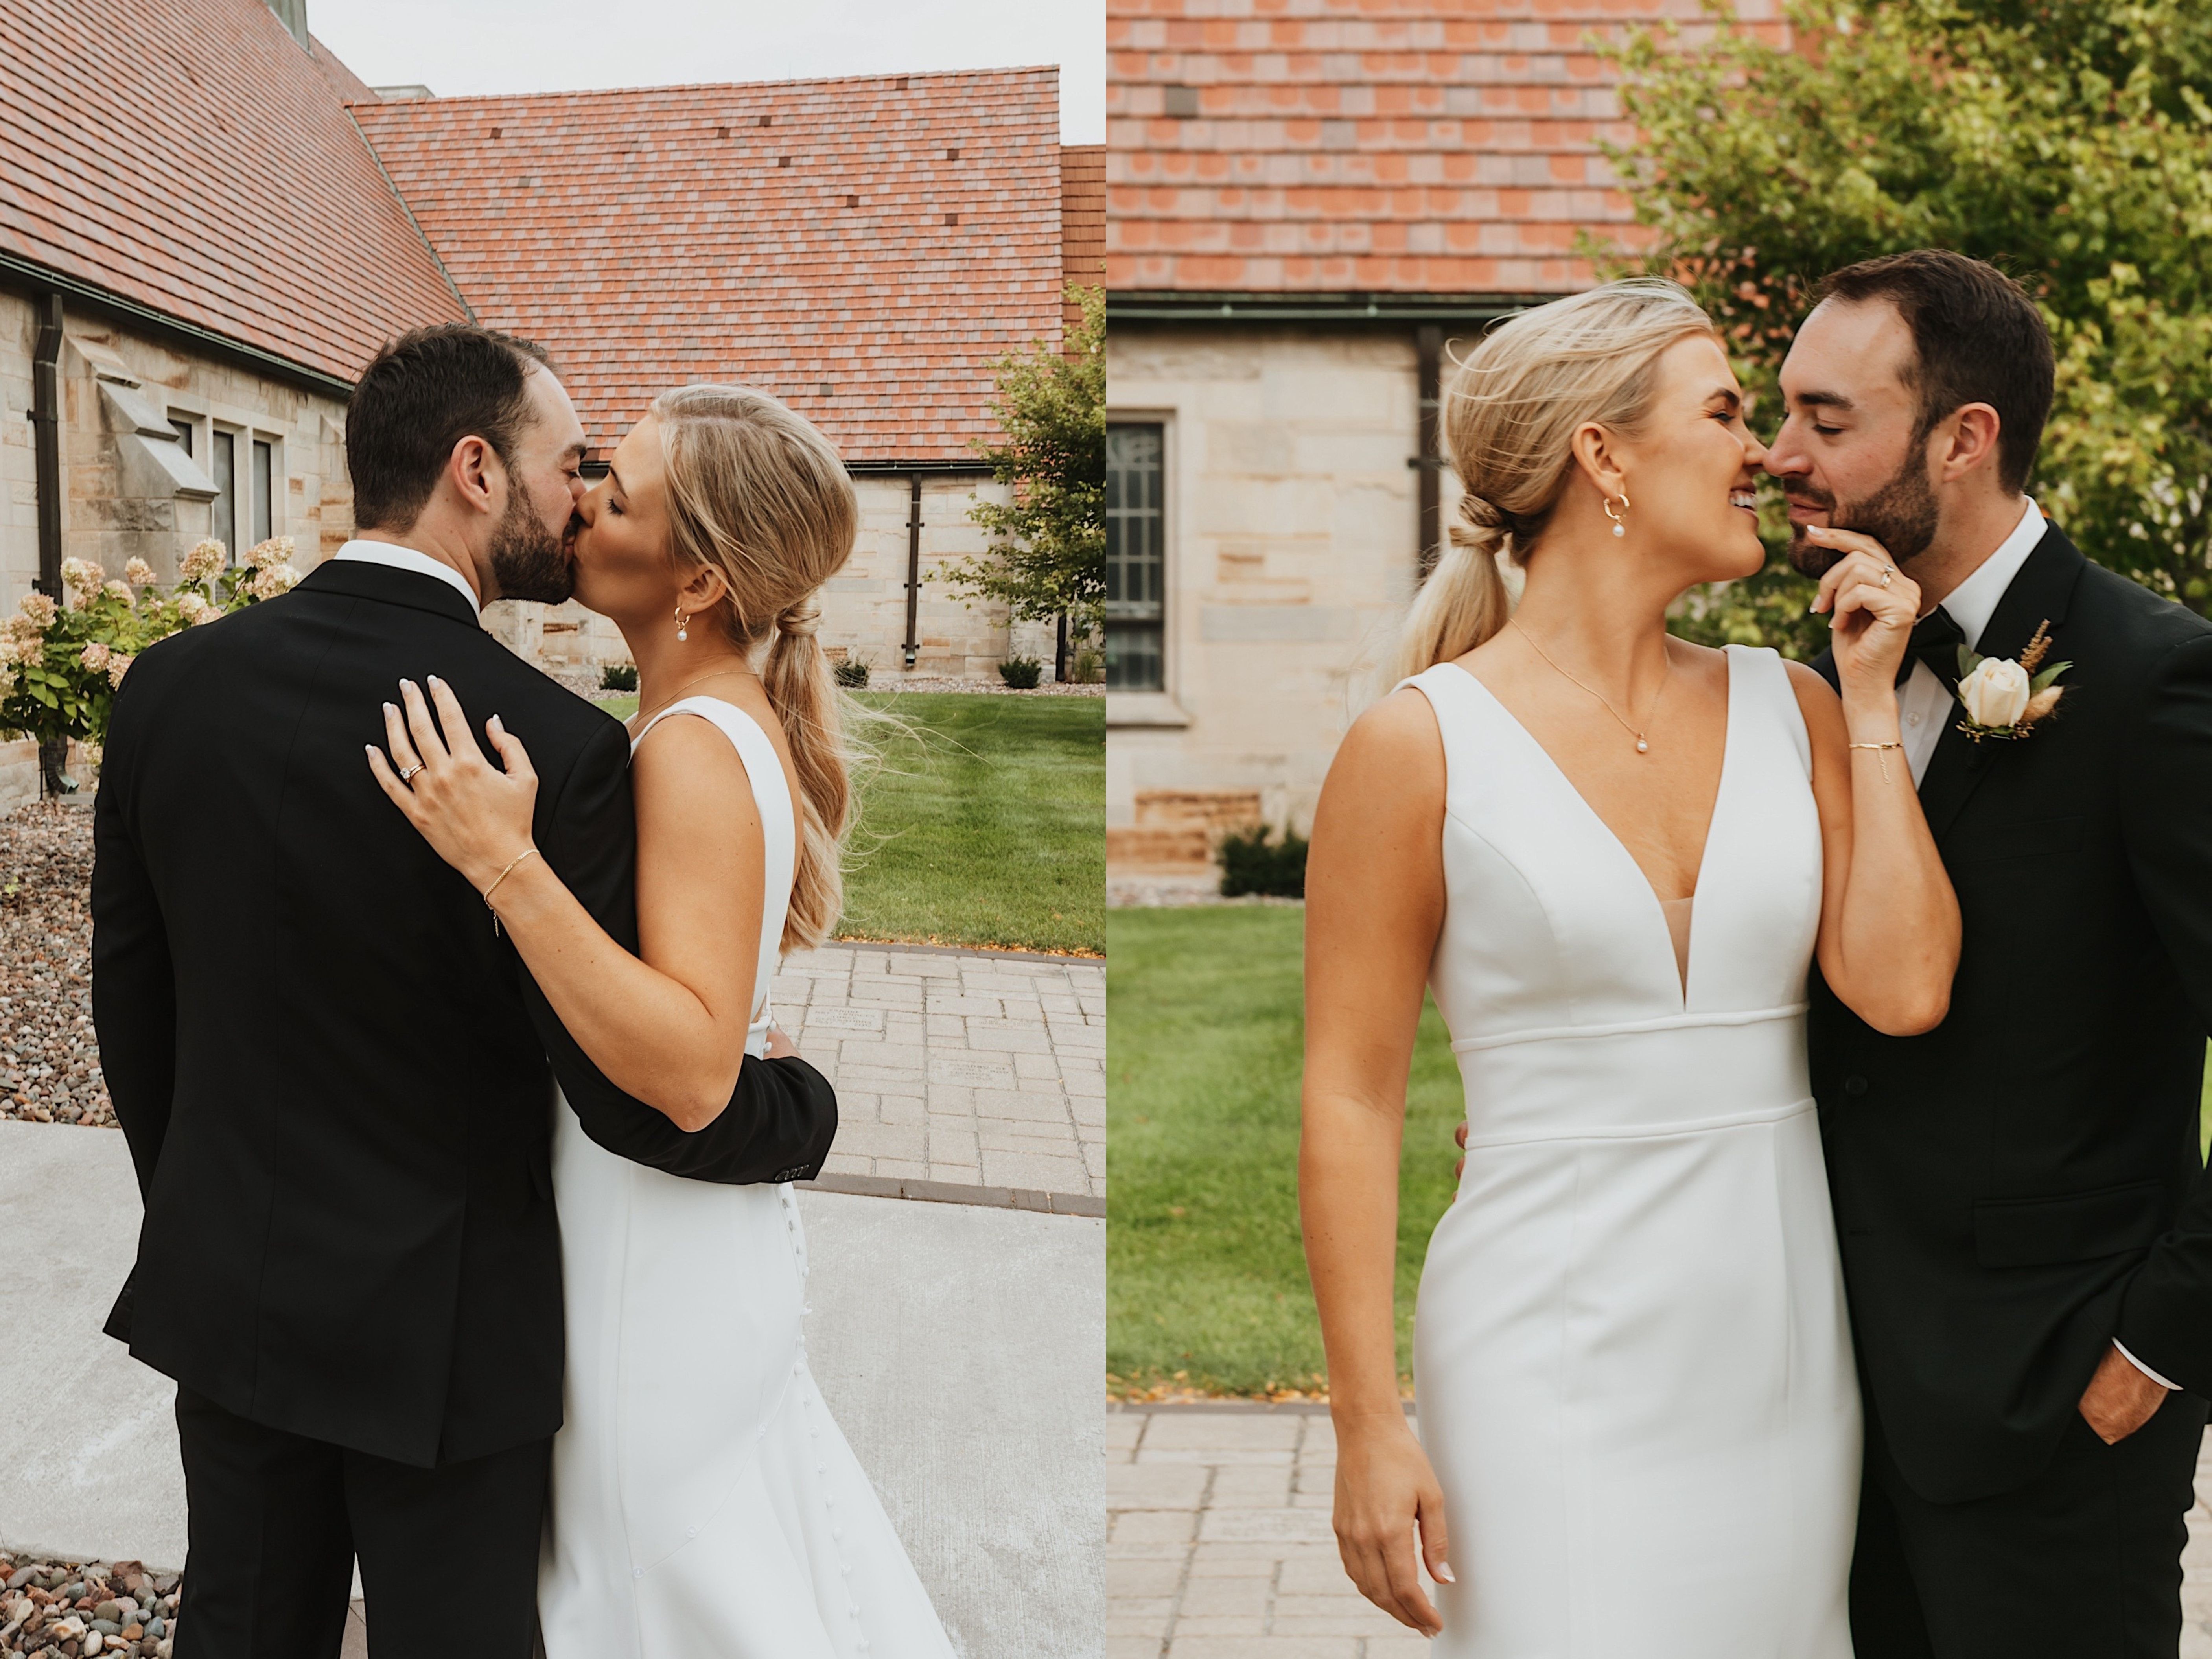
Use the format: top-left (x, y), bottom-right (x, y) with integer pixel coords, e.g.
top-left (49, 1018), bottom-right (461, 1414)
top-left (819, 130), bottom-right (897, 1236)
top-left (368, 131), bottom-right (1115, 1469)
top-left (1106, 325), bottom-right (1462, 871)
top-left (488, 473), bottom-right (1059, 684)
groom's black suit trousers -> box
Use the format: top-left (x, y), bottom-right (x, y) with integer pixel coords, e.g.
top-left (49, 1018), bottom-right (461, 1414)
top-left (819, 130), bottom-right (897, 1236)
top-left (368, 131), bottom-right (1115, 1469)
top-left (1811, 524), bottom-right (2212, 1647)
top-left (171, 1387), bottom-right (547, 1659)
top-left (92, 558), bottom-right (840, 1652)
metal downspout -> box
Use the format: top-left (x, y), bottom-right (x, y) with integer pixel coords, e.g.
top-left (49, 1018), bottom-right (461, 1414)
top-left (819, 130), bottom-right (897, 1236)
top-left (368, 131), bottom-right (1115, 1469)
top-left (1415, 324), bottom-right (1443, 576)
top-left (902, 474), bottom-right (922, 670)
top-left (30, 294), bottom-right (72, 795)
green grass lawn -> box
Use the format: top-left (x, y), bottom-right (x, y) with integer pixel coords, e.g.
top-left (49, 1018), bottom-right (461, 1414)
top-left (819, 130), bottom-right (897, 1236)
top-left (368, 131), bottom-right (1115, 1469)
top-left (595, 690), bottom-right (1101, 955)
top-left (1107, 906), bottom-right (1463, 1396)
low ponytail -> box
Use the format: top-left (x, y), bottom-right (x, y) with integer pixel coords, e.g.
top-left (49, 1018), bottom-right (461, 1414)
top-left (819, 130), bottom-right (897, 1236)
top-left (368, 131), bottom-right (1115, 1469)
top-left (652, 385), bottom-right (868, 952)
top-left (1394, 278), bottom-right (1717, 677)
top-left (1391, 495), bottom-right (1514, 685)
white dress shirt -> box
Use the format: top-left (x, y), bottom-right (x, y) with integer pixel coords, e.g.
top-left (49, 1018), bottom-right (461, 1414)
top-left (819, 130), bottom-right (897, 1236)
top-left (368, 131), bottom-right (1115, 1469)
top-left (332, 539), bottom-right (482, 619)
top-left (1890, 501), bottom-right (2179, 1396)
top-left (1899, 498), bottom-right (2044, 786)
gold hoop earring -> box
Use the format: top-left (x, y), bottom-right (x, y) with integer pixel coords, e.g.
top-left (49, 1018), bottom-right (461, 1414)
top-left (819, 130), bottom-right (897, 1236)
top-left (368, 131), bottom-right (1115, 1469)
top-left (1604, 492), bottom-right (1631, 538)
top-left (675, 606), bottom-right (690, 643)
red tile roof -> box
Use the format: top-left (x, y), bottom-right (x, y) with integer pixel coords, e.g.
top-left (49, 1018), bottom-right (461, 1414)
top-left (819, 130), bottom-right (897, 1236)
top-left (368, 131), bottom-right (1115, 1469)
top-left (351, 69), bottom-right (1065, 466)
top-left (1063, 144), bottom-right (1106, 333)
top-left (1109, 0), bottom-right (1790, 296)
top-left (0, 0), bottom-right (468, 381)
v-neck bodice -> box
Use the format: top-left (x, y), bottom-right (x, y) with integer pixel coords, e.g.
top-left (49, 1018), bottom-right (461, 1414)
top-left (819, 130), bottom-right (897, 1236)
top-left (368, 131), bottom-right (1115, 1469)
top-left (1402, 643), bottom-right (1823, 1147)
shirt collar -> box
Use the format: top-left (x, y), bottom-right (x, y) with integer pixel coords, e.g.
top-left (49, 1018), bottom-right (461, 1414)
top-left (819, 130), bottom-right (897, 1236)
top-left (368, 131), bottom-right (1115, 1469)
top-left (1938, 497), bottom-right (2044, 652)
top-left (332, 540), bottom-right (483, 619)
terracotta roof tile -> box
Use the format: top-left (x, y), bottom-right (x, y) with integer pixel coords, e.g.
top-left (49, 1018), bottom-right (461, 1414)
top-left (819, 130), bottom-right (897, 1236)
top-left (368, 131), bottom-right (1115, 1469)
top-left (352, 69), bottom-right (1065, 465)
top-left (0, 0), bottom-right (467, 379)
top-left (1108, 0), bottom-right (1790, 295)
top-left (1063, 143), bottom-right (1105, 334)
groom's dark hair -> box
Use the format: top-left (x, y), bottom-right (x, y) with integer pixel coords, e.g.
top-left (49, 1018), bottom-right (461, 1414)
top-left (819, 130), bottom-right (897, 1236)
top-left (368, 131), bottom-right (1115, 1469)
top-left (347, 324), bottom-right (555, 532)
top-left (1813, 250), bottom-right (2054, 494)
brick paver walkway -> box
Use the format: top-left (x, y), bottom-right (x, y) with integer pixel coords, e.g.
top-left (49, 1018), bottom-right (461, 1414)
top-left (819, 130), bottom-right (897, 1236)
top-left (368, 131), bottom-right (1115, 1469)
top-left (1120, 1410), bottom-right (2212, 1657)
top-left (1109, 1406), bottom-right (1431, 1658)
top-left (775, 943), bottom-right (1105, 1201)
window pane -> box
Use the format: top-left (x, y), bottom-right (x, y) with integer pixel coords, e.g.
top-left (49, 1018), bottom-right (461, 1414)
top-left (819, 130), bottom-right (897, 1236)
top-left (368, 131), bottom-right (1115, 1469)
top-left (1107, 622), bottom-right (1163, 692)
top-left (169, 418), bottom-right (193, 457)
top-left (252, 440), bottom-right (273, 545)
top-left (211, 431), bottom-right (235, 559)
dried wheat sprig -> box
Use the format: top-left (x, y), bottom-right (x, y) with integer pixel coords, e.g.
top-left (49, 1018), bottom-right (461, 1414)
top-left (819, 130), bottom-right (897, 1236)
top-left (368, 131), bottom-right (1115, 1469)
top-left (2019, 619), bottom-right (2054, 675)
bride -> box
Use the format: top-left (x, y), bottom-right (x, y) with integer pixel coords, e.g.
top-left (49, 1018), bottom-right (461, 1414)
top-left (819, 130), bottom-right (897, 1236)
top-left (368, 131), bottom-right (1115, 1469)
top-left (1300, 280), bottom-right (1960, 1653)
top-left (366, 385), bottom-right (954, 1657)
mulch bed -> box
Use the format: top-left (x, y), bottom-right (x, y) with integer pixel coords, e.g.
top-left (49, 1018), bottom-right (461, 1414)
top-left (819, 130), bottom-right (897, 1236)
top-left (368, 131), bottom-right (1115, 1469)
top-left (0, 1554), bottom-right (179, 1657)
top-left (0, 802), bottom-right (111, 1129)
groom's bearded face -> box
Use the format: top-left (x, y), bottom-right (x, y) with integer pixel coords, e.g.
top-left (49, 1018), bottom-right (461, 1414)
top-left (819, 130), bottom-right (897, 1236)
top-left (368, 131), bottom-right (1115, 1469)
top-left (1783, 441), bottom-right (1941, 579)
top-left (487, 472), bottom-right (575, 604)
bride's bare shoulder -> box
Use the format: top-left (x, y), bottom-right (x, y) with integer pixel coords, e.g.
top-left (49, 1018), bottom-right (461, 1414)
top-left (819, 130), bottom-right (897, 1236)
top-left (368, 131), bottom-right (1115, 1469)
top-left (630, 712), bottom-right (763, 839)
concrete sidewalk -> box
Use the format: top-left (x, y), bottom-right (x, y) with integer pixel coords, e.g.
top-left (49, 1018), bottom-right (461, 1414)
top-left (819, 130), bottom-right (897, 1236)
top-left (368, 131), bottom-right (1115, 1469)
top-left (0, 1120), bottom-right (1103, 1659)
top-left (779, 942), bottom-right (1105, 1202)
top-left (1114, 1402), bottom-right (2212, 1658)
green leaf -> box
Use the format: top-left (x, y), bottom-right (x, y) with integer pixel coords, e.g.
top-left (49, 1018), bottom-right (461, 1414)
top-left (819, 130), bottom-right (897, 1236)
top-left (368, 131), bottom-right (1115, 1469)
top-left (1957, 646), bottom-right (1985, 679)
top-left (2030, 661), bottom-right (2072, 693)
top-left (29, 683), bottom-right (57, 709)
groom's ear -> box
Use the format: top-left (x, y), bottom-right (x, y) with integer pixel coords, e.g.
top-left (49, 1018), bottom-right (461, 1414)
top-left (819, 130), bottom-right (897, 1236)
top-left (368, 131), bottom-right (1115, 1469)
top-left (1931, 402), bottom-right (2003, 486)
top-left (445, 433), bottom-right (504, 517)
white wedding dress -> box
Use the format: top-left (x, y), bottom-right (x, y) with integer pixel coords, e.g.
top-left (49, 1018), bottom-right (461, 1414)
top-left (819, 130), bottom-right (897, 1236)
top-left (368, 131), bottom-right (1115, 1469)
top-left (1405, 646), bottom-right (1859, 1657)
top-left (538, 696), bottom-right (956, 1659)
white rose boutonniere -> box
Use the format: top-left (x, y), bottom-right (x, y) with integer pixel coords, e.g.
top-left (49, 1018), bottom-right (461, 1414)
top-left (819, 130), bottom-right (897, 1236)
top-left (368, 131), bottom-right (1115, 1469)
top-left (1955, 620), bottom-right (2070, 742)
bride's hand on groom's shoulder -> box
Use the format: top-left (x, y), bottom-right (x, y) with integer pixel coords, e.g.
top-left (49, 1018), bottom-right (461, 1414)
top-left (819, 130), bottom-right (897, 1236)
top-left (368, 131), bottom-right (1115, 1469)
top-left (1805, 528), bottom-right (1921, 700)
top-left (1332, 1413), bottom-right (1453, 1637)
top-left (367, 675), bottom-right (541, 892)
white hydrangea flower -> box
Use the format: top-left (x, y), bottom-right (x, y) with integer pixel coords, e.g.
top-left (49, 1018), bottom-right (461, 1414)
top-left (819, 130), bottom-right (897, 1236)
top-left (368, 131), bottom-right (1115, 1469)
top-left (59, 557), bottom-right (102, 594)
top-left (18, 593), bottom-right (58, 630)
top-left (249, 563), bottom-right (301, 600)
top-left (180, 540), bottom-right (227, 583)
top-left (107, 653), bottom-right (134, 688)
top-left (123, 558), bottom-right (158, 587)
top-left (245, 536), bottom-right (295, 571)
top-left (103, 579), bottom-right (136, 608)
top-left (79, 642), bottom-right (111, 672)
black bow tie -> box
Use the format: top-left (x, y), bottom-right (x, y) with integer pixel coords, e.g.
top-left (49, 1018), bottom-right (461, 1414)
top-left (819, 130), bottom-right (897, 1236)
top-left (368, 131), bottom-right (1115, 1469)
top-left (1896, 608), bottom-right (1966, 689)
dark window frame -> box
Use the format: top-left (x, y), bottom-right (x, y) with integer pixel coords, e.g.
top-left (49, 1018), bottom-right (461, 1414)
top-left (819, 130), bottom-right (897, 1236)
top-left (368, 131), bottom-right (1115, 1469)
top-left (1106, 421), bottom-right (1167, 693)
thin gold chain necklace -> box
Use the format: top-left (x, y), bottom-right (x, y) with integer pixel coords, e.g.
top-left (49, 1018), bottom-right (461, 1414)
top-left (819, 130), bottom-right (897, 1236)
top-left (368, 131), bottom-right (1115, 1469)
top-left (633, 665), bottom-right (758, 729)
top-left (1508, 620), bottom-right (1674, 755)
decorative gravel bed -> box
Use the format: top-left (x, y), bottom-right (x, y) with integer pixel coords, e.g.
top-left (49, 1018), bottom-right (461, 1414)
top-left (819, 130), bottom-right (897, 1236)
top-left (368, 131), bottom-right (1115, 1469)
top-left (0, 1554), bottom-right (179, 1657)
top-left (0, 802), bottom-right (110, 1129)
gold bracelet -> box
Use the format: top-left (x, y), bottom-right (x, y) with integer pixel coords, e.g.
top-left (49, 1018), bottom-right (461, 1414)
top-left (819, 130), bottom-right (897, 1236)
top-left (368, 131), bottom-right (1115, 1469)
top-left (1849, 740), bottom-right (1904, 783)
top-left (483, 846), bottom-right (539, 935)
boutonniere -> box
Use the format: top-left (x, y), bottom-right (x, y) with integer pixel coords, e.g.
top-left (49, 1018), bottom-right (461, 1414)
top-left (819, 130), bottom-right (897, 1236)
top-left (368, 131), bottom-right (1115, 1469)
top-left (1954, 621), bottom-right (2070, 742)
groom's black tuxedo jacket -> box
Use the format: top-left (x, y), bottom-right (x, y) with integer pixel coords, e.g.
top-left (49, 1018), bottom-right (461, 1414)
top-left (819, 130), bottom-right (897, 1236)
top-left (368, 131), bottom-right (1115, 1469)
top-left (1812, 521), bottom-right (2212, 1504)
top-left (91, 558), bottom-right (837, 1469)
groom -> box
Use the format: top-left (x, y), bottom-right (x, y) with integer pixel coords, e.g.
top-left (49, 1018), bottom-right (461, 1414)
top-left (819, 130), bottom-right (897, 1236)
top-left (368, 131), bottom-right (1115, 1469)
top-left (1778, 250), bottom-right (2212, 1657)
top-left (91, 323), bottom-right (837, 1657)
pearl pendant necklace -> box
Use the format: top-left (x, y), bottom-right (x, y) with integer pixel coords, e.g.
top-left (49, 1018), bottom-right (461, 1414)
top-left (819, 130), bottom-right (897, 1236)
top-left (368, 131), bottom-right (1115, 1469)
top-left (1509, 620), bottom-right (1674, 756)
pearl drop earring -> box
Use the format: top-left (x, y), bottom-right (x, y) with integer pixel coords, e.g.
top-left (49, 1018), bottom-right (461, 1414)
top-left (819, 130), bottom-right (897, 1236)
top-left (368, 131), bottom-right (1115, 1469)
top-left (675, 606), bottom-right (689, 643)
top-left (1604, 492), bottom-right (1631, 538)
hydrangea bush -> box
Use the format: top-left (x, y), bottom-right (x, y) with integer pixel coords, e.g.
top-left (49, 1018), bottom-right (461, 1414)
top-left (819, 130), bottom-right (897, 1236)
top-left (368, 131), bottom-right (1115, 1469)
top-left (0, 538), bottom-right (301, 746)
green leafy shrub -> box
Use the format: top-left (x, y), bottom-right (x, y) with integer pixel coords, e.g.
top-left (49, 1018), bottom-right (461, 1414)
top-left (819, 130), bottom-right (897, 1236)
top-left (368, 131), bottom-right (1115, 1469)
top-left (834, 657), bottom-right (871, 689)
top-left (1218, 824), bottom-right (1308, 899)
top-left (599, 663), bottom-right (638, 692)
top-left (998, 655), bottom-right (1043, 689)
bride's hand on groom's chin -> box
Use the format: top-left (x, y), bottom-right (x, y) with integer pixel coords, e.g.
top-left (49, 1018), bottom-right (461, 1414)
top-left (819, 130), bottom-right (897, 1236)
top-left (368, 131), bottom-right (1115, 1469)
top-left (1331, 1414), bottom-right (1452, 1637)
top-left (2077, 1342), bottom-right (2170, 1445)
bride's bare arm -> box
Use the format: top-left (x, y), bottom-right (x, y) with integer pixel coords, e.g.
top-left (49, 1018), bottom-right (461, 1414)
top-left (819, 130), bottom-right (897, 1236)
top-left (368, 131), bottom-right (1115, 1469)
top-left (1795, 528), bottom-right (1963, 1035)
top-left (1300, 685), bottom-right (1453, 1638)
top-left (370, 675), bottom-right (767, 1131)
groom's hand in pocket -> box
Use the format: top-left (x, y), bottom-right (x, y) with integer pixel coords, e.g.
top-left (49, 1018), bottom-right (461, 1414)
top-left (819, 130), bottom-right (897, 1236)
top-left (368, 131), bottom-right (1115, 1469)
top-left (2078, 1342), bottom-right (2171, 1444)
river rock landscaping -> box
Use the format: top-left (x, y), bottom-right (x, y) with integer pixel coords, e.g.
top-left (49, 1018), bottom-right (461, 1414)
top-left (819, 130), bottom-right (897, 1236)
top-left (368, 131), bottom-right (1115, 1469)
top-left (0, 802), bottom-right (109, 1128)
top-left (0, 1554), bottom-right (179, 1657)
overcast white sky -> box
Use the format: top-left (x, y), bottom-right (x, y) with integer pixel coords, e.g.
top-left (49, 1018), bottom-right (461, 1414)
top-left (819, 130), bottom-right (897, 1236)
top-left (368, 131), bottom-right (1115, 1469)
top-left (306, 0), bottom-right (1103, 142)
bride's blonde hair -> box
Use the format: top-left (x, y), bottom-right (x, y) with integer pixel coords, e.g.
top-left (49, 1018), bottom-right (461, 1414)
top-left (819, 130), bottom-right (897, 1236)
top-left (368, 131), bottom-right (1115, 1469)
top-left (1393, 278), bottom-right (1717, 682)
top-left (650, 384), bottom-right (860, 952)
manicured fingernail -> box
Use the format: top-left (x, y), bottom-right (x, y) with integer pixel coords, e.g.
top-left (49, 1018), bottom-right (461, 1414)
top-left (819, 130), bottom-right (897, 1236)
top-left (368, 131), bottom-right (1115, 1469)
top-left (428, 674), bottom-right (444, 688)
top-left (383, 701), bottom-right (397, 714)
top-left (1435, 1563), bottom-right (1455, 1583)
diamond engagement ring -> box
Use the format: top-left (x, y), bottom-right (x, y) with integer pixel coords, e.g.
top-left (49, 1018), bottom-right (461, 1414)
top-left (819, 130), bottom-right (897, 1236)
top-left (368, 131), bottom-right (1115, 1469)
top-left (399, 763), bottom-right (425, 782)
top-left (1880, 568), bottom-right (1895, 586)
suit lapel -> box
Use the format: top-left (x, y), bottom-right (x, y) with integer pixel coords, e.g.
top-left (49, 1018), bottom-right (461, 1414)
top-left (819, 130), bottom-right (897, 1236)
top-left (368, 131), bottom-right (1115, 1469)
top-left (1916, 524), bottom-right (2089, 843)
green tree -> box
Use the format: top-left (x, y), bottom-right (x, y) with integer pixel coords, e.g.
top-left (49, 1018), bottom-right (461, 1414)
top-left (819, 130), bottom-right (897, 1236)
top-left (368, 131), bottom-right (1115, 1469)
top-left (939, 285), bottom-right (1105, 679)
top-left (1599, 0), bottom-right (2212, 655)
